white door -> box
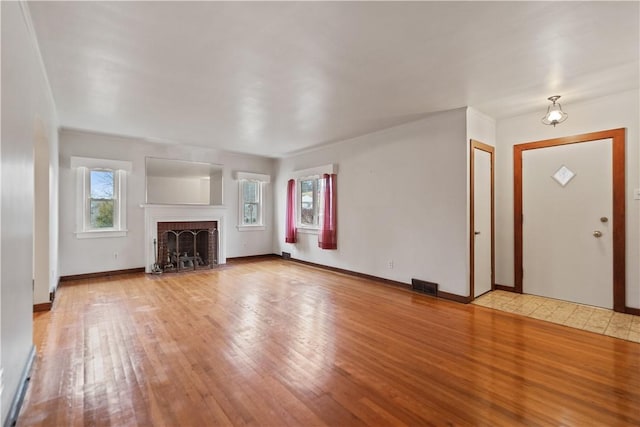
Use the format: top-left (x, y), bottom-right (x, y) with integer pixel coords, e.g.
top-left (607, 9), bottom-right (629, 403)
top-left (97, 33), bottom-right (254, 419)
top-left (473, 148), bottom-right (492, 297)
top-left (522, 139), bottom-right (613, 308)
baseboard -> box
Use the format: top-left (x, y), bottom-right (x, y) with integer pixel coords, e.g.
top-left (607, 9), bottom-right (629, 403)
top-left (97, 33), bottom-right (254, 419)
top-left (33, 287), bottom-right (56, 312)
top-left (4, 345), bottom-right (36, 427)
top-left (226, 254), bottom-right (280, 263)
top-left (287, 256), bottom-right (412, 291)
top-left (437, 290), bottom-right (472, 304)
top-left (229, 254), bottom-right (470, 303)
top-left (494, 283), bottom-right (517, 292)
top-left (32, 302), bottom-right (52, 312)
top-left (60, 267), bottom-right (145, 282)
top-left (625, 306), bottom-right (640, 316)
top-left (288, 257), bottom-right (470, 303)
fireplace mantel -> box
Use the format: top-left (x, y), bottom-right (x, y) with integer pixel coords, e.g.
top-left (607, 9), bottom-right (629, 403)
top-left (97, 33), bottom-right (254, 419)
top-left (141, 204), bottom-right (226, 273)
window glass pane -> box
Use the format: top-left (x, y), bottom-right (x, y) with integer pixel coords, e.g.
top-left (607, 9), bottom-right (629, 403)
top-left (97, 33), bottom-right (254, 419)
top-left (300, 178), bottom-right (315, 225)
top-left (90, 170), bottom-right (114, 199)
top-left (243, 203), bottom-right (259, 224)
top-left (90, 199), bottom-right (114, 228)
top-left (316, 178), bottom-right (322, 218)
top-left (243, 181), bottom-right (258, 203)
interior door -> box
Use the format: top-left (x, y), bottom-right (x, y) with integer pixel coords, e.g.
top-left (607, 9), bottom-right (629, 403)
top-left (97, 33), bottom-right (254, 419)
top-left (473, 147), bottom-right (493, 297)
top-left (471, 141), bottom-right (494, 299)
top-left (522, 139), bottom-right (613, 308)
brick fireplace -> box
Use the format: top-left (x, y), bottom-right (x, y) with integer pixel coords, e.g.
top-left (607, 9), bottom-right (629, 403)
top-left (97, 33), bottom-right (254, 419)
top-left (157, 221), bottom-right (218, 272)
top-left (142, 204), bottom-right (226, 274)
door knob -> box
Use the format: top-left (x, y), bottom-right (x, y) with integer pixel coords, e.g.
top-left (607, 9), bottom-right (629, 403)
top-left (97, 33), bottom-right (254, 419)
top-left (600, 217), bottom-right (608, 223)
top-left (593, 230), bottom-right (602, 238)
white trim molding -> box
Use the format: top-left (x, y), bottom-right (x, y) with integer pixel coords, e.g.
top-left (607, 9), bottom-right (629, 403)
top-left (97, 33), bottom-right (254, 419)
top-left (235, 171), bottom-right (270, 231)
top-left (70, 156), bottom-right (132, 172)
top-left (234, 171), bottom-right (271, 183)
top-left (72, 157), bottom-right (132, 238)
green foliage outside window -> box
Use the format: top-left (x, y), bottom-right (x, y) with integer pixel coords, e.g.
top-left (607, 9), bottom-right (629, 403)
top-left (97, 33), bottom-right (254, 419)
top-left (90, 169), bottom-right (115, 228)
top-left (242, 181), bottom-right (260, 225)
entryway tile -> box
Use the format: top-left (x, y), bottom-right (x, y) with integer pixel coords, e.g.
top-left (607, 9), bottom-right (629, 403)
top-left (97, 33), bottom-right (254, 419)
top-left (473, 291), bottom-right (639, 344)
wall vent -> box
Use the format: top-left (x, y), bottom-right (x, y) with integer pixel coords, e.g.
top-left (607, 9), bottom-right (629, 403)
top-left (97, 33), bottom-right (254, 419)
top-left (281, 251), bottom-right (291, 260)
top-left (411, 278), bottom-right (438, 296)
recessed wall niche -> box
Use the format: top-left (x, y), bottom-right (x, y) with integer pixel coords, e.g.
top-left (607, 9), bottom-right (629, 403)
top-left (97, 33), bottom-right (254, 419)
top-left (145, 157), bottom-right (223, 205)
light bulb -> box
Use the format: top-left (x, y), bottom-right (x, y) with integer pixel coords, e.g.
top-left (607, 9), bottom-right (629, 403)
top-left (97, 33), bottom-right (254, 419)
top-left (547, 109), bottom-right (563, 122)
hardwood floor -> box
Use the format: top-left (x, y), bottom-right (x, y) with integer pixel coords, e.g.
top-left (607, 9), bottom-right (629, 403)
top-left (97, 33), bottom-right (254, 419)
top-left (19, 258), bottom-right (640, 426)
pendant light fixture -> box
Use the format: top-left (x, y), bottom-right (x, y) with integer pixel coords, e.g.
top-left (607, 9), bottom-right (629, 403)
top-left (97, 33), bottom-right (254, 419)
top-left (541, 95), bottom-right (568, 127)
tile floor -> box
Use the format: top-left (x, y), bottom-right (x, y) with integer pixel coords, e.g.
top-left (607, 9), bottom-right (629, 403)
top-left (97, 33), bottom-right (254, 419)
top-left (473, 290), bottom-right (640, 343)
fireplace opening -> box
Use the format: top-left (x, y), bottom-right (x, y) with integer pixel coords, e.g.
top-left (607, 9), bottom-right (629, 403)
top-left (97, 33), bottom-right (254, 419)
top-left (157, 221), bottom-right (218, 272)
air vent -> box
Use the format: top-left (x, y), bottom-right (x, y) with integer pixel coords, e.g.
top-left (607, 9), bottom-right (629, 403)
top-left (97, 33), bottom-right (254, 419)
top-left (411, 278), bottom-right (438, 296)
top-left (281, 251), bottom-right (291, 260)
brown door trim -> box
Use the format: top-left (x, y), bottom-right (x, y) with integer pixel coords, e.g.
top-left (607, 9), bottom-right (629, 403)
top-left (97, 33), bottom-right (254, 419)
top-left (513, 128), bottom-right (626, 312)
top-left (470, 140), bottom-right (495, 300)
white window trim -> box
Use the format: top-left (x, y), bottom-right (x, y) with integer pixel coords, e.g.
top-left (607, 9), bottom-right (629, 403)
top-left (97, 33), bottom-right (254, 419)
top-left (72, 156), bottom-right (131, 239)
top-left (235, 171), bottom-right (270, 231)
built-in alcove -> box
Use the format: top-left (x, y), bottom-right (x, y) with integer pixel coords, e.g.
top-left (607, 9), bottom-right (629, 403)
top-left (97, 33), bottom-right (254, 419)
top-left (145, 157), bottom-right (223, 205)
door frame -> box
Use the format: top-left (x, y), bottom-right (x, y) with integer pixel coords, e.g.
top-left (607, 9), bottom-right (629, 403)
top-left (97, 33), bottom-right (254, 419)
top-left (513, 128), bottom-right (626, 312)
top-left (470, 140), bottom-right (495, 300)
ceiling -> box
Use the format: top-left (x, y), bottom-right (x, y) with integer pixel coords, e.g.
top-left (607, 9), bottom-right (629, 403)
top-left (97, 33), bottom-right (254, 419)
top-left (28, 1), bottom-right (639, 158)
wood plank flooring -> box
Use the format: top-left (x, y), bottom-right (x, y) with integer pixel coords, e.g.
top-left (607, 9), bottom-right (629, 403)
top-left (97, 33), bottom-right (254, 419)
top-left (19, 258), bottom-right (640, 426)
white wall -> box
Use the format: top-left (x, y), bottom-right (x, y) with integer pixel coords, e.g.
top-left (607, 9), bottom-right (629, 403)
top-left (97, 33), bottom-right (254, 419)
top-left (1, 1), bottom-right (59, 423)
top-left (49, 124), bottom-right (60, 297)
top-left (467, 107), bottom-right (497, 148)
top-left (495, 89), bottom-right (640, 309)
top-left (59, 129), bottom-right (276, 276)
top-left (33, 116), bottom-right (59, 305)
top-left (274, 108), bottom-right (470, 296)
top-left (146, 176), bottom-right (210, 205)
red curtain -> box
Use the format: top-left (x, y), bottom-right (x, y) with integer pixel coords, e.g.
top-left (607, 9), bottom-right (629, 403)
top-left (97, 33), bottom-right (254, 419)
top-left (285, 179), bottom-right (297, 243)
top-left (318, 173), bottom-right (337, 249)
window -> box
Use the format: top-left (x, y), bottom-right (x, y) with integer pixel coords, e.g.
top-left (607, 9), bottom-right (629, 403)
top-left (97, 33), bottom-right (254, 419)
top-left (71, 156), bottom-right (131, 238)
top-left (89, 169), bottom-right (116, 228)
top-left (298, 176), bottom-right (321, 228)
top-left (293, 164), bottom-right (336, 233)
top-left (240, 180), bottom-right (263, 226)
top-left (236, 171), bottom-right (270, 231)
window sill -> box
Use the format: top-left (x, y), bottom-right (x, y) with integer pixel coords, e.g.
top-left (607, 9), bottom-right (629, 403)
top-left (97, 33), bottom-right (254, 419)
top-left (236, 225), bottom-right (266, 232)
top-left (75, 229), bottom-right (128, 239)
top-left (297, 227), bottom-right (319, 235)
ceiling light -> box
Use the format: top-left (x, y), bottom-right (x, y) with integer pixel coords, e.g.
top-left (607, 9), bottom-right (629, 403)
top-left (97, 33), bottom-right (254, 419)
top-left (541, 95), bottom-right (568, 127)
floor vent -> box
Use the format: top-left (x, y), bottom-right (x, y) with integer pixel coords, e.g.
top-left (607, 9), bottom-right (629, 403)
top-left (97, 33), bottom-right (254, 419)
top-left (281, 251), bottom-right (291, 260)
top-left (411, 279), bottom-right (438, 296)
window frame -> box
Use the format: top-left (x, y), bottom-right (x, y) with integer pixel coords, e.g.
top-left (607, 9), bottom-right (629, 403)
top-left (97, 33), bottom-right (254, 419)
top-left (291, 164), bottom-right (336, 234)
top-left (72, 156), bottom-right (130, 239)
top-left (238, 179), bottom-right (265, 230)
top-left (297, 175), bottom-right (322, 232)
top-left (235, 171), bottom-right (270, 231)
top-left (86, 168), bottom-right (119, 230)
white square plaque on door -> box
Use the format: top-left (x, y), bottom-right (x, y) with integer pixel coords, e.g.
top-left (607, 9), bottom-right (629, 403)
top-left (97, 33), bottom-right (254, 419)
top-left (552, 165), bottom-right (576, 187)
